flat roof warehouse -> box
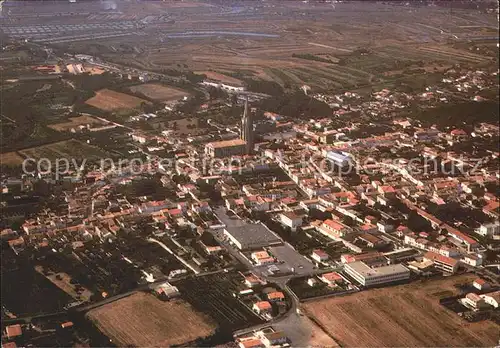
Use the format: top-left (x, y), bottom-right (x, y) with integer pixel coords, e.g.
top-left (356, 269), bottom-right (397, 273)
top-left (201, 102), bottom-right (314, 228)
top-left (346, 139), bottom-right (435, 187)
top-left (224, 223), bottom-right (283, 250)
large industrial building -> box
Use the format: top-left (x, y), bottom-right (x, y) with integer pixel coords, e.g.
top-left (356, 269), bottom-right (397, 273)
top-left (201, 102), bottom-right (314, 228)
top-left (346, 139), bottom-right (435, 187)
top-left (224, 223), bottom-right (282, 250)
top-left (344, 261), bottom-right (410, 286)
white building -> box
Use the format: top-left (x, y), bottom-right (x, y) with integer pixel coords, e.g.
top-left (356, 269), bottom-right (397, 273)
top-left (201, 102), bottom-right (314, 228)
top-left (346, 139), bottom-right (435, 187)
top-left (473, 278), bottom-right (490, 291)
top-left (279, 212), bottom-right (303, 231)
top-left (131, 133), bottom-right (147, 144)
top-left (476, 222), bottom-right (500, 237)
top-left (424, 251), bottom-right (459, 273)
top-left (483, 291), bottom-right (500, 308)
top-left (200, 81), bottom-right (245, 92)
top-left (307, 277), bottom-right (319, 287)
top-left (460, 253), bottom-right (483, 267)
top-left (326, 151), bottom-right (352, 167)
top-left (153, 282), bottom-right (180, 299)
top-left (251, 251), bottom-right (275, 266)
top-left (311, 249), bottom-right (329, 263)
top-left (463, 293), bottom-right (487, 310)
top-left (343, 261), bottom-right (410, 287)
top-left (259, 331), bottom-right (288, 347)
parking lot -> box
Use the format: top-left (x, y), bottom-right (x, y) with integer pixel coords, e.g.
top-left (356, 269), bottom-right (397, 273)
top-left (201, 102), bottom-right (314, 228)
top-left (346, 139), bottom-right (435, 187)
top-left (266, 244), bottom-right (316, 276)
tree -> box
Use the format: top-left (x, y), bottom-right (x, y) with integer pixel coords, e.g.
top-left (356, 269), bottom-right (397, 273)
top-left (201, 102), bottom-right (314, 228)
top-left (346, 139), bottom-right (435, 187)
top-left (231, 93), bottom-right (238, 106)
top-left (208, 86), bottom-right (228, 100)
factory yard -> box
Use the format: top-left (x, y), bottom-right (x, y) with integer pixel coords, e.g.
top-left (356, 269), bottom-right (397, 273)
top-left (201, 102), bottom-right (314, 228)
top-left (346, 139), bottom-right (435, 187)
top-left (303, 274), bottom-right (499, 347)
top-left (48, 115), bottom-right (105, 132)
top-left (85, 89), bottom-right (149, 111)
top-left (86, 292), bottom-right (216, 347)
top-left (129, 83), bottom-right (190, 102)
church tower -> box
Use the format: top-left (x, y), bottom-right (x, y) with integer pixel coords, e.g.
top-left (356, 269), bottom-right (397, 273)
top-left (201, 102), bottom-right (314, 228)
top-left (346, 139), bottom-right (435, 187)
top-left (240, 98), bottom-right (254, 154)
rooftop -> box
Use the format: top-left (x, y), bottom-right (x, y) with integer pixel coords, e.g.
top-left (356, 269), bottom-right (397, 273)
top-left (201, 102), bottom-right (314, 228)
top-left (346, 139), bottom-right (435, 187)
top-left (225, 223), bottom-right (282, 249)
top-left (321, 272), bottom-right (343, 282)
top-left (424, 251), bottom-right (458, 266)
top-left (346, 261), bottom-right (409, 278)
top-left (207, 139), bottom-right (246, 148)
top-left (254, 301), bottom-right (272, 310)
top-left (5, 325), bottom-right (22, 338)
top-left (239, 338), bottom-right (264, 348)
top-left (484, 290), bottom-right (500, 303)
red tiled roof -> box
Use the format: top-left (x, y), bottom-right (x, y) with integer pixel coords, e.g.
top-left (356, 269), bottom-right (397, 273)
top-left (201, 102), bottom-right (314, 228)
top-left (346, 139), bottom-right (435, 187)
top-left (450, 129), bottom-right (467, 136)
top-left (168, 208), bottom-right (182, 216)
top-left (2, 342), bottom-right (17, 348)
top-left (254, 301), bottom-right (272, 310)
top-left (5, 325), bottom-right (22, 338)
top-left (321, 272), bottom-right (342, 282)
top-left (323, 219), bottom-right (345, 231)
top-left (267, 291), bottom-right (285, 300)
top-left (424, 251), bottom-right (458, 267)
top-left (474, 278), bottom-right (487, 286)
top-left (239, 339), bottom-right (264, 348)
top-left (443, 224), bottom-right (478, 246)
top-left (312, 249), bottom-right (329, 258)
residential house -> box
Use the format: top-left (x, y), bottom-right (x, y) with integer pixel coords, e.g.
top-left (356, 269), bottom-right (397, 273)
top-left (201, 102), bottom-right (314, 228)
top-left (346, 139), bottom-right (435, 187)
top-left (253, 301), bottom-right (272, 314)
top-left (251, 251), bottom-right (275, 266)
top-left (238, 338), bottom-right (265, 348)
top-left (311, 249), bottom-right (329, 263)
top-left (318, 219), bottom-right (351, 239)
top-left (463, 293), bottom-right (488, 310)
top-left (473, 278), bottom-right (491, 291)
top-left (279, 212), bottom-right (303, 232)
top-left (244, 274), bottom-right (264, 288)
top-left (476, 222), bottom-right (499, 237)
top-left (483, 291), bottom-right (500, 308)
top-left (319, 272), bottom-right (343, 286)
top-left (5, 325), bottom-right (22, 339)
top-left (461, 253), bottom-right (483, 267)
top-left (307, 277), bottom-right (319, 287)
top-left (260, 331), bottom-right (288, 347)
top-left (266, 291), bottom-right (285, 302)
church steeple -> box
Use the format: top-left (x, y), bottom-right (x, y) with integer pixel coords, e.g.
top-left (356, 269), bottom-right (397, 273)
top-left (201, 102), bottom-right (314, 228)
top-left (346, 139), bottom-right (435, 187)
top-left (241, 97), bottom-right (254, 154)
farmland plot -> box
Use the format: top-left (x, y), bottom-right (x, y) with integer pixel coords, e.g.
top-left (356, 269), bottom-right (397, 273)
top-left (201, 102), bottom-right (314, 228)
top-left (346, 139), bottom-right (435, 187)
top-left (85, 89), bottom-right (149, 111)
top-left (19, 139), bottom-right (111, 163)
top-left (303, 274), bottom-right (498, 347)
top-left (129, 83), bottom-right (190, 102)
top-left (87, 293), bottom-right (216, 347)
